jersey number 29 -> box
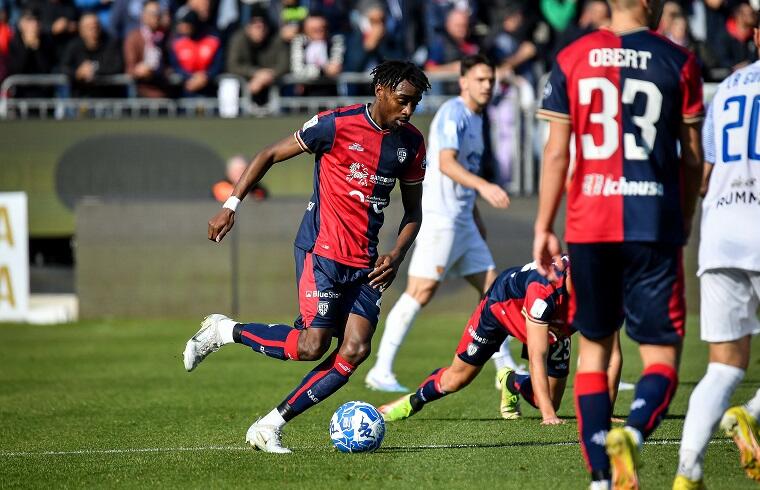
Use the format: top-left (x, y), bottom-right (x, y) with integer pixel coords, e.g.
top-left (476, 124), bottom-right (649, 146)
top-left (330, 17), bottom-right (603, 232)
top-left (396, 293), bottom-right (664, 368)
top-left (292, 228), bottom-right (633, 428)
top-left (578, 77), bottom-right (663, 161)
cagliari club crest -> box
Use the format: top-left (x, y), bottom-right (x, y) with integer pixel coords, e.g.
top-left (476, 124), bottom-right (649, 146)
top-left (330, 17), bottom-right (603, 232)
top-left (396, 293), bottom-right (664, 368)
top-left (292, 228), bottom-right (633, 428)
top-left (318, 301), bottom-right (329, 316)
top-left (466, 342), bottom-right (478, 357)
top-left (397, 148), bottom-right (407, 163)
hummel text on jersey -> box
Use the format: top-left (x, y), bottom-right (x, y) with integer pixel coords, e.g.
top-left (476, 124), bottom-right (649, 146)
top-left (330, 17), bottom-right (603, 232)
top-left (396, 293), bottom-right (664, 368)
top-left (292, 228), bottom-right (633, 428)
top-left (582, 174), bottom-right (664, 197)
top-left (588, 48), bottom-right (652, 70)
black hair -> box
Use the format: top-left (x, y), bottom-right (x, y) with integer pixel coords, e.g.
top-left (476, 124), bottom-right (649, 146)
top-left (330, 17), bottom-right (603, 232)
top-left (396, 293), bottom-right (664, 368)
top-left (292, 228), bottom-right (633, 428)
top-left (371, 60), bottom-right (431, 94)
top-left (460, 54), bottom-right (494, 76)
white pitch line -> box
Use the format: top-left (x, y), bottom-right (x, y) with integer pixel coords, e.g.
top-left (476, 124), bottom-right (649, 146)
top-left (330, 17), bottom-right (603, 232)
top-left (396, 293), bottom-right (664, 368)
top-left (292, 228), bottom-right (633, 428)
top-left (0, 439), bottom-right (732, 458)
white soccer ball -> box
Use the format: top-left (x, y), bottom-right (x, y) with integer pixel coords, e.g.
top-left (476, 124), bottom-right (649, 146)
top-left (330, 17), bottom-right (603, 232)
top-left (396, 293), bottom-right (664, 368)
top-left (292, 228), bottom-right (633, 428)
top-left (329, 401), bottom-right (385, 453)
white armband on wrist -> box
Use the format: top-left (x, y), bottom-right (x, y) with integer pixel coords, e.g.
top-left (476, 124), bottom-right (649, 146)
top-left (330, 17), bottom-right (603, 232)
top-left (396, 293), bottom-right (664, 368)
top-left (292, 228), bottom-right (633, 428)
top-left (223, 196), bottom-right (240, 212)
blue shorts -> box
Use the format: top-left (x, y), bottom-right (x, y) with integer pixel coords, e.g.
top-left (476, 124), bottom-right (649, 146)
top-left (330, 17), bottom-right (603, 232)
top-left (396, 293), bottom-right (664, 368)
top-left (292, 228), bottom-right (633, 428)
top-left (567, 242), bottom-right (685, 345)
top-left (293, 247), bottom-right (382, 331)
top-left (455, 300), bottom-right (572, 378)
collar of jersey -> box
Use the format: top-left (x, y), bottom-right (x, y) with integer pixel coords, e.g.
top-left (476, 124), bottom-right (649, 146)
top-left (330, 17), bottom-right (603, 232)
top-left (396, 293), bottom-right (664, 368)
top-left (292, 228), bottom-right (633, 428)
top-left (364, 103), bottom-right (390, 133)
top-left (600, 26), bottom-right (649, 37)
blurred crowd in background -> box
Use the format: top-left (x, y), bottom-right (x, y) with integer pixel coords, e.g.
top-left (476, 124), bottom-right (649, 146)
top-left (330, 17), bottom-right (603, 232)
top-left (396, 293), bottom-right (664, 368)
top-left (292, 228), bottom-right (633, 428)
top-left (0, 0), bottom-right (757, 101)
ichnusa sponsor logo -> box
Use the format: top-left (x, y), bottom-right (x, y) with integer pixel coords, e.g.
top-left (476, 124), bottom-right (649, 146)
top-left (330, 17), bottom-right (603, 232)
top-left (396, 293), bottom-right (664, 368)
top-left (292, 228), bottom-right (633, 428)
top-left (582, 174), bottom-right (664, 197)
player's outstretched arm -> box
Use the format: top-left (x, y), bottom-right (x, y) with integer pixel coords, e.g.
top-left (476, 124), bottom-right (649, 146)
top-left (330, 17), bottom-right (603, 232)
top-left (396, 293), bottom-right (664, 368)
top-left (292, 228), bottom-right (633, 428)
top-left (368, 182), bottom-right (423, 291)
top-left (526, 318), bottom-right (564, 425)
top-left (679, 121), bottom-right (704, 241)
top-left (207, 134), bottom-right (305, 243)
top-left (533, 121), bottom-right (571, 280)
top-left (439, 149), bottom-right (510, 209)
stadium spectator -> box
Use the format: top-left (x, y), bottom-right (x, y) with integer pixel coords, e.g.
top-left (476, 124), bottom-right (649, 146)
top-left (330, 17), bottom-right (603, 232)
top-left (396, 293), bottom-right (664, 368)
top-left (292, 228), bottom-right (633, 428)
top-left (60, 13), bottom-right (124, 97)
top-left (290, 13), bottom-right (344, 94)
top-left (174, 0), bottom-right (212, 30)
top-left (343, 3), bottom-right (403, 73)
top-left (212, 154), bottom-right (268, 202)
top-left (540, 0), bottom-right (578, 33)
top-left (7, 9), bottom-right (56, 96)
top-left (123, 0), bottom-right (171, 97)
top-left (552, 0), bottom-right (610, 56)
top-left (111, 0), bottom-right (169, 40)
top-left (714, 2), bottom-right (758, 71)
top-left (273, 0), bottom-right (307, 42)
top-left (25, 0), bottom-right (77, 61)
top-left (168, 10), bottom-right (222, 97)
top-left (309, 0), bottom-right (352, 35)
top-left (487, 5), bottom-right (536, 83)
top-left (0, 3), bottom-right (9, 82)
top-left (657, 0), bottom-right (684, 35)
top-left (425, 8), bottom-right (478, 74)
top-left (225, 7), bottom-right (289, 105)
top-left (423, 0), bottom-right (477, 50)
top-left (73, 0), bottom-right (113, 34)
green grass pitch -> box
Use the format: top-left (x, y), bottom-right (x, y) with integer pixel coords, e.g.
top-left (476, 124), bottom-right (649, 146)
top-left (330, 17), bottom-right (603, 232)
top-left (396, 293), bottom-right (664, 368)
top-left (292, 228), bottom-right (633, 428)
top-left (1, 314), bottom-right (758, 489)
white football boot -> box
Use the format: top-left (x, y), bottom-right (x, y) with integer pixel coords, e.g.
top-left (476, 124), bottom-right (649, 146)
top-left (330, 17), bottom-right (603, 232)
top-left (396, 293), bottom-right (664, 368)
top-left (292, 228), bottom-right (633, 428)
top-left (183, 314), bottom-right (227, 372)
top-left (246, 419), bottom-right (292, 454)
top-left (365, 367), bottom-right (409, 392)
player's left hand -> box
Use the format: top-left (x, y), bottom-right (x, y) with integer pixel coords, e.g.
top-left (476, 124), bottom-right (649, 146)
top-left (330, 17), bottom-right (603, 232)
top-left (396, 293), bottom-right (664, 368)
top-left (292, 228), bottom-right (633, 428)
top-left (368, 251), bottom-right (402, 291)
top-left (533, 230), bottom-right (563, 281)
top-left (541, 416), bottom-right (565, 425)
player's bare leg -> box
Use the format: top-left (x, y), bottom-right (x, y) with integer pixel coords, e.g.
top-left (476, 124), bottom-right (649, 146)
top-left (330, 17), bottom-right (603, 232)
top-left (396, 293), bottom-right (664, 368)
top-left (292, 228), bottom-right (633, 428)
top-left (366, 276), bottom-right (439, 392)
top-left (183, 313), bottom-right (334, 372)
top-left (248, 314), bottom-right (374, 453)
top-left (379, 356), bottom-right (482, 421)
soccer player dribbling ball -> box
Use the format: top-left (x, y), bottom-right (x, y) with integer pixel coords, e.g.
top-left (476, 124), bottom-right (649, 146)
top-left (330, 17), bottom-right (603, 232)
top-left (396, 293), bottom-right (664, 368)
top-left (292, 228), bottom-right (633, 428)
top-left (675, 14), bottom-right (760, 489)
top-left (182, 61), bottom-right (430, 454)
top-left (533, 0), bottom-right (704, 487)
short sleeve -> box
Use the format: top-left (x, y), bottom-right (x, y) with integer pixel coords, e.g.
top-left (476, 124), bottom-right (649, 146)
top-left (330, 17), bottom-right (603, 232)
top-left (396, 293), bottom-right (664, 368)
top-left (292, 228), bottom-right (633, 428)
top-left (680, 53), bottom-right (704, 124)
top-left (537, 61), bottom-right (570, 123)
top-left (295, 112), bottom-right (336, 154)
top-left (702, 101), bottom-right (715, 164)
top-left (401, 139), bottom-right (426, 185)
top-left (436, 104), bottom-right (464, 152)
top-left (523, 282), bottom-right (556, 324)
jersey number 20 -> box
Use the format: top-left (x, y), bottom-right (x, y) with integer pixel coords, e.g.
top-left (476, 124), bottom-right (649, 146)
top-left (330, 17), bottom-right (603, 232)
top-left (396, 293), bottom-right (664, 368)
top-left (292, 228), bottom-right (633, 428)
top-left (578, 77), bottom-right (663, 161)
top-left (722, 94), bottom-right (760, 162)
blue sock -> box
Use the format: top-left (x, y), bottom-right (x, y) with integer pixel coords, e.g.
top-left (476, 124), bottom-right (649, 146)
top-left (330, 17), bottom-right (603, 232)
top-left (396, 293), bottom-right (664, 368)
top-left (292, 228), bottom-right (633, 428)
top-left (235, 322), bottom-right (300, 360)
top-left (626, 363), bottom-right (678, 438)
top-left (509, 372), bottom-right (537, 408)
top-left (575, 371), bottom-right (611, 480)
top-left (277, 352), bottom-right (355, 420)
top-left (411, 368), bottom-right (448, 410)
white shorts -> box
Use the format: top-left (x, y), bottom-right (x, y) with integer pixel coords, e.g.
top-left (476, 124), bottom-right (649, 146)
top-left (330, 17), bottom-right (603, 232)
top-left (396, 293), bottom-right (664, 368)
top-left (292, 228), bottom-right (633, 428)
top-left (407, 220), bottom-right (495, 281)
top-left (700, 269), bottom-right (760, 342)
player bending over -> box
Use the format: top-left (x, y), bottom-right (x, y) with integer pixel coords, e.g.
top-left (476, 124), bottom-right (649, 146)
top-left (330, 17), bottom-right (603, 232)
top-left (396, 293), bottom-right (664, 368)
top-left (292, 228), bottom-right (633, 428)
top-left (182, 61), bottom-right (430, 454)
top-left (380, 258), bottom-right (621, 425)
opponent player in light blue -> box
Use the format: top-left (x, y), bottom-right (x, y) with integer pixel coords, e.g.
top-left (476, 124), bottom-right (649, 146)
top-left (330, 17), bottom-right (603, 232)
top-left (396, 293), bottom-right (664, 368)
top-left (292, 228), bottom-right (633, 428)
top-left (675, 18), bottom-right (760, 490)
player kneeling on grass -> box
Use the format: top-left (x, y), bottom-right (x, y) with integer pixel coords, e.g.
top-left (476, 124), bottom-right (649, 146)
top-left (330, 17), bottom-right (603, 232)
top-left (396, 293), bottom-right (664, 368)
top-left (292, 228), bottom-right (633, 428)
top-left (381, 257), bottom-right (584, 425)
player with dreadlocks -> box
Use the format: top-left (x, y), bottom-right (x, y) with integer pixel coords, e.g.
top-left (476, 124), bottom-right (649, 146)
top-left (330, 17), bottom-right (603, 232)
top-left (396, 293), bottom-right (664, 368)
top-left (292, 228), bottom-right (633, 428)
top-left (183, 60), bottom-right (431, 453)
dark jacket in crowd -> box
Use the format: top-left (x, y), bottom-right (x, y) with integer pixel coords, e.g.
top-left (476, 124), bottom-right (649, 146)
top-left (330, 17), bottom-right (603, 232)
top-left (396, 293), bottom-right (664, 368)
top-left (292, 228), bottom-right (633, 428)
top-left (60, 33), bottom-right (124, 96)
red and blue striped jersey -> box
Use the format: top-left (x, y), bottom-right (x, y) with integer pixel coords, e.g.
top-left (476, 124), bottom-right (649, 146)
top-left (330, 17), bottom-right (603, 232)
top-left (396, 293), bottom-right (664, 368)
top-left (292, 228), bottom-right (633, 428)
top-left (486, 261), bottom-right (573, 345)
top-left (294, 103), bottom-right (426, 268)
top-left (538, 28), bottom-right (704, 244)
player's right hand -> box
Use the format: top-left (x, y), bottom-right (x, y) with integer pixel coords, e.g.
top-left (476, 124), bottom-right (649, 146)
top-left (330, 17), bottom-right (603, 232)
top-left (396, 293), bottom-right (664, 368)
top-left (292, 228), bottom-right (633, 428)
top-left (477, 182), bottom-right (510, 209)
top-left (208, 208), bottom-right (235, 243)
top-left (533, 230), bottom-right (563, 281)
top-left (541, 416), bottom-right (565, 425)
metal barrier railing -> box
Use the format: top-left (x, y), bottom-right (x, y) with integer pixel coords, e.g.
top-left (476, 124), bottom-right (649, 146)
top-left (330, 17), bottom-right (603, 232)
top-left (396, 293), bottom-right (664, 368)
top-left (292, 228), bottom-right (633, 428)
top-left (0, 72), bottom-right (720, 197)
